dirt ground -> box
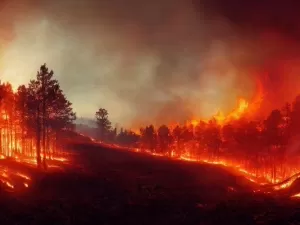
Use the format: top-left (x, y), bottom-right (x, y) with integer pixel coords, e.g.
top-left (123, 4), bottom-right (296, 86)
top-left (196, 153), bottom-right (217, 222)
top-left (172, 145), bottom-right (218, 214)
top-left (0, 142), bottom-right (300, 225)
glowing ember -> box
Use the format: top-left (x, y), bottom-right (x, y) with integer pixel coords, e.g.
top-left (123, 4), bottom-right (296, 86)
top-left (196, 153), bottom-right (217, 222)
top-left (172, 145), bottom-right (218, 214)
top-left (121, 143), bottom-right (300, 194)
top-left (291, 193), bottom-right (300, 198)
top-left (5, 181), bottom-right (14, 189)
top-left (180, 154), bottom-right (261, 184)
top-left (15, 172), bottom-right (31, 181)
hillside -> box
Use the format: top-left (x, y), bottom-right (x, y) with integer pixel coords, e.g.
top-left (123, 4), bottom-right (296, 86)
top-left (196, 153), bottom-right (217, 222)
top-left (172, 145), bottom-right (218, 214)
top-left (0, 140), bottom-right (300, 224)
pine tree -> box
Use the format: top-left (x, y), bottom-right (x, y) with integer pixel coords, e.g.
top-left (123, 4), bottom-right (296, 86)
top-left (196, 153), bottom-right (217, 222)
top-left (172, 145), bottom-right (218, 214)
top-left (27, 64), bottom-right (76, 169)
top-left (95, 108), bottom-right (111, 141)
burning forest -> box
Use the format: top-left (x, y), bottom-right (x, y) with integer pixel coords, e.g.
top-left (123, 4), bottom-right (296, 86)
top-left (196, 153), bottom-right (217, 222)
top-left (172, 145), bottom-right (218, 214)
top-left (0, 64), bottom-right (76, 190)
top-left (91, 81), bottom-right (300, 196)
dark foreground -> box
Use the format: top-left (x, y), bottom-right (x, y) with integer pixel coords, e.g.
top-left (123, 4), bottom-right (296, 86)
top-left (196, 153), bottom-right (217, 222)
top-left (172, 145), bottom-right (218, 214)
top-left (0, 143), bottom-right (300, 225)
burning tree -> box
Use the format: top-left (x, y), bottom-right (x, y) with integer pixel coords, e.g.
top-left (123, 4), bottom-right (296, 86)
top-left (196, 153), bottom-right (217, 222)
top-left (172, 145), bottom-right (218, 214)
top-left (101, 95), bottom-right (300, 186)
top-left (0, 64), bottom-right (76, 169)
top-left (140, 125), bottom-right (157, 152)
top-left (0, 83), bottom-right (16, 156)
top-left (157, 125), bottom-right (172, 155)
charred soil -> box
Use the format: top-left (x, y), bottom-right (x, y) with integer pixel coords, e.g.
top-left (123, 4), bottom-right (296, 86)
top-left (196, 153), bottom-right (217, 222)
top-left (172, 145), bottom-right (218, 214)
top-left (0, 143), bottom-right (299, 225)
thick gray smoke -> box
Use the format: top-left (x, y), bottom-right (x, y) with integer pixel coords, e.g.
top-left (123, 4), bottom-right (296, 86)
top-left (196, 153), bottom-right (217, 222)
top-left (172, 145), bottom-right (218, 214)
top-left (1, 0), bottom-right (300, 128)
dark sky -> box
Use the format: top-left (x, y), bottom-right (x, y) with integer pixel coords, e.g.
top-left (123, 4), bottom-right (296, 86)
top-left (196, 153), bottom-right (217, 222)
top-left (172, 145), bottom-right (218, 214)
top-left (199, 0), bottom-right (300, 35)
top-left (1, 0), bottom-right (300, 127)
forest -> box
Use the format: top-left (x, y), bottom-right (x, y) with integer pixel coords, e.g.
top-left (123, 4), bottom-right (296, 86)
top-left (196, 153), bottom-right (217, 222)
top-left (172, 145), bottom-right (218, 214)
top-left (0, 64), bottom-right (76, 169)
top-left (95, 95), bottom-right (300, 184)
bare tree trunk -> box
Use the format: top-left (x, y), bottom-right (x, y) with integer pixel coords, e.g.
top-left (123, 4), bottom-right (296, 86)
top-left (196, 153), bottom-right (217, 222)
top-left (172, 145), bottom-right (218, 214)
top-left (4, 113), bottom-right (8, 156)
top-left (39, 70), bottom-right (48, 169)
top-left (42, 122), bottom-right (47, 169)
top-left (14, 122), bottom-right (17, 153)
top-left (36, 109), bottom-right (41, 168)
top-left (55, 131), bottom-right (59, 155)
top-left (10, 117), bottom-right (13, 156)
top-left (21, 125), bottom-right (25, 155)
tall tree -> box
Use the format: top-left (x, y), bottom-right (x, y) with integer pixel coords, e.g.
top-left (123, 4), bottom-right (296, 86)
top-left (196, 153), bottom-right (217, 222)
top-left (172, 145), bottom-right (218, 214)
top-left (48, 87), bottom-right (76, 157)
top-left (27, 64), bottom-right (76, 168)
top-left (157, 125), bottom-right (172, 155)
top-left (95, 108), bottom-right (112, 141)
top-left (140, 125), bottom-right (157, 151)
top-left (15, 85), bottom-right (29, 155)
top-left (263, 109), bottom-right (283, 181)
top-left (172, 125), bottom-right (183, 156)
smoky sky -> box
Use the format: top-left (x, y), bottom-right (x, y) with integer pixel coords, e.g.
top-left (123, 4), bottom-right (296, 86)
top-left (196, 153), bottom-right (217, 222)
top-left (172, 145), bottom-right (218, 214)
top-left (1, 0), bottom-right (300, 127)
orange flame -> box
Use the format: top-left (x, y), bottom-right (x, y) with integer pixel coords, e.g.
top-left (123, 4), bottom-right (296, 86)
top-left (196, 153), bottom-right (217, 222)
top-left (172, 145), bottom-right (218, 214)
top-left (291, 193), bottom-right (300, 198)
top-left (188, 97), bottom-right (250, 127)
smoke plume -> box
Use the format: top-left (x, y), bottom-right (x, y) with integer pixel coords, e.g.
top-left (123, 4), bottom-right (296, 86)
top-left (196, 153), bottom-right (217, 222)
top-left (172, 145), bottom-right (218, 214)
top-left (0, 0), bottom-right (300, 127)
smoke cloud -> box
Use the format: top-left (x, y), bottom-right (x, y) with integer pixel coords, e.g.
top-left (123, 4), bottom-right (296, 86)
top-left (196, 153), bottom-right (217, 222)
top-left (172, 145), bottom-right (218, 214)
top-left (1, 0), bottom-right (300, 127)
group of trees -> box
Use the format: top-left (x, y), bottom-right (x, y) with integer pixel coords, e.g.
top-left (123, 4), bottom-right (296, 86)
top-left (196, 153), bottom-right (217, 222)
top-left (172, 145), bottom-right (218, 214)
top-left (0, 64), bottom-right (76, 169)
top-left (94, 108), bottom-right (139, 145)
top-left (95, 95), bottom-right (300, 182)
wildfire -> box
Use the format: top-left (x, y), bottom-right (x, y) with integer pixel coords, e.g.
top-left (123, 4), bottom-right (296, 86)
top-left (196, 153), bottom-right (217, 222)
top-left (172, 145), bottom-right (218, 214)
top-left (0, 151), bottom-right (72, 190)
top-left (188, 97), bottom-right (250, 127)
top-left (130, 147), bottom-right (300, 196)
top-left (0, 165), bottom-right (29, 189)
top-left (228, 98), bottom-right (249, 120)
top-left (213, 98), bottom-right (249, 125)
top-left (179, 154), bottom-right (263, 184)
top-left (0, 122), bottom-right (70, 190)
top-left (0, 108), bottom-right (72, 190)
top-left (178, 151), bottom-right (300, 190)
top-left (115, 77), bottom-right (300, 200)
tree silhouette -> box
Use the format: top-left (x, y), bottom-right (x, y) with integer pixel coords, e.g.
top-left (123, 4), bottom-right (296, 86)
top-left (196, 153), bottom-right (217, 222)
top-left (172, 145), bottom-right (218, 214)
top-left (15, 85), bottom-right (29, 155)
top-left (116, 129), bottom-right (140, 147)
top-left (263, 109), bottom-right (283, 181)
top-left (95, 108), bottom-right (112, 141)
top-left (157, 125), bottom-right (172, 155)
top-left (140, 125), bottom-right (157, 152)
top-left (26, 64), bottom-right (76, 169)
top-left (172, 125), bottom-right (183, 156)
top-left (0, 64), bottom-right (76, 170)
top-left (203, 120), bottom-right (221, 160)
top-left (0, 83), bottom-right (15, 156)
top-left (194, 121), bottom-right (207, 156)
